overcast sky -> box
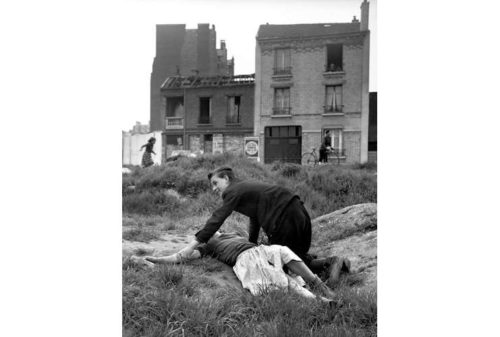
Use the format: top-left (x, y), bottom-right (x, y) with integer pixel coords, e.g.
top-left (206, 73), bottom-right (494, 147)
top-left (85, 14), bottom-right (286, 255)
top-left (116, 0), bottom-right (377, 130)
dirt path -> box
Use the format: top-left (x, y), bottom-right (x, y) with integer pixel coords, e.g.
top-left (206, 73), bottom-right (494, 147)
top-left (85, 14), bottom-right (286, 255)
top-left (123, 231), bottom-right (242, 291)
top-left (122, 231), bottom-right (193, 256)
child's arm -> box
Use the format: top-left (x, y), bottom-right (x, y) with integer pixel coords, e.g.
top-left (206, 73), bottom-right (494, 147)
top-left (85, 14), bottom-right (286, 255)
top-left (145, 249), bottom-right (201, 264)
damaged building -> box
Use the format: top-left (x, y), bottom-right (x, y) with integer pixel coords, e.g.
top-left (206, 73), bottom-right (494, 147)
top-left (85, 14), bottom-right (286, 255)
top-left (150, 24), bottom-right (234, 132)
top-left (160, 74), bottom-right (255, 158)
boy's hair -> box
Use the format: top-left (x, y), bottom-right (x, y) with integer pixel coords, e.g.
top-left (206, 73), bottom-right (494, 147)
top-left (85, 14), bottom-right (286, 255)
top-left (208, 167), bottom-right (235, 181)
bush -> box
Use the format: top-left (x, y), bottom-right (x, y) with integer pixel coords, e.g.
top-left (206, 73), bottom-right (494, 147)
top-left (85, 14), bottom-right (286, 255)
top-left (122, 190), bottom-right (182, 216)
top-left (122, 152), bottom-right (376, 219)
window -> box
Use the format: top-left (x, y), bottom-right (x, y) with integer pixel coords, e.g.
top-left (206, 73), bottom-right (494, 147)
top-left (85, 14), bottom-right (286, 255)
top-left (273, 88), bottom-right (291, 115)
top-left (226, 96), bottom-right (241, 124)
top-left (323, 128), bottom-right (344, 153)
top-left (166, 135), bottom-right (183, 146)
top-left (265, 126), bottom-right (301, 138)
top-left (274, 48), bottom-right (291, 75)
top-left (199, 97), bottom-right (211, 124)
top-left (326, 44), bottom-right (343, 72)
top-left (166, 97), bottom-right (184, 117)
top-left (325, 85), bottom-right (343, 112)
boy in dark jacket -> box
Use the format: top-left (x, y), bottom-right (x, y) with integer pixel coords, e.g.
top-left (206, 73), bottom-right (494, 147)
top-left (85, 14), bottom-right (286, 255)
top-left (175, 167), bottom-right (350, 284)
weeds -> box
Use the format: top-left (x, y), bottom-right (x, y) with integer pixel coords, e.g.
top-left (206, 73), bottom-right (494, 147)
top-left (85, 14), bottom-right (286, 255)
top-left (122, 226), bottom-right (162, 243)
top-left (123, 257), bottom-right (377, 337)
top-left (122, 153), bottom-right (376, 219)
top-left (122, 153), bottom-right (377, 336)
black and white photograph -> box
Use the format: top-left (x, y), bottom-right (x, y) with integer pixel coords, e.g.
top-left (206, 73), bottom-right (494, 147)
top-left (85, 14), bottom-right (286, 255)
top-left (3, 0), bottom-right (500, 336)
top-left (119, 0), bottom-right (377, 336)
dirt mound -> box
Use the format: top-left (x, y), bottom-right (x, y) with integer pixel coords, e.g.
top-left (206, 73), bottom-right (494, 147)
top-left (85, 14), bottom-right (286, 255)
top-left (310, 203), bottom-right (377, 291)
top-left (123, 203), bottom-right (377, 292)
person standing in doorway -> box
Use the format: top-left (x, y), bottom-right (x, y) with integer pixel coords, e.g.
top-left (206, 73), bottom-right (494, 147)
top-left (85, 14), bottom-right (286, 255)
top-left (319, 130), bottom-right (332, 164)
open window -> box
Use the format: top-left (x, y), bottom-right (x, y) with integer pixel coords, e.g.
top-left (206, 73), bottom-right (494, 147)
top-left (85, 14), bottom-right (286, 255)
top-left (226, 96), bottom-right (241, 124)
top-left (323, 128), bottom-right (344, 154)
top-left (199, 97), bottom-right (211, 124)
top-left (164, 96), bottom-right (184, 127)
top-left (326, 44), bottom-right (343, 72)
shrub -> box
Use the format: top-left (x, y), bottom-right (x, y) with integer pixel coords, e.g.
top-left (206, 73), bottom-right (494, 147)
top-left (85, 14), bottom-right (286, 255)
top-left (122, 190), bottom-right (182, 216)
top-left (277, 162), bottom-right (304, 178)
top-left (122, 152), bottom-right (376, 219)
top-left (122, 227), bottom-right (161, 243)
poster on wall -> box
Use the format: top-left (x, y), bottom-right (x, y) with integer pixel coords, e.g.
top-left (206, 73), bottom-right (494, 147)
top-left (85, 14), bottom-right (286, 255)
top-left (244, 137), bottom-right (259, 161)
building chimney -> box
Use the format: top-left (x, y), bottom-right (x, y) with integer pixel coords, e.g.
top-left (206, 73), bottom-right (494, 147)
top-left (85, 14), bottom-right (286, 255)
top-left (360, 0), bottom-right (369, 31)
top-left (221, 40), bottom-right (226, 50)
top-left (352, 15), bottom-right (359, 23)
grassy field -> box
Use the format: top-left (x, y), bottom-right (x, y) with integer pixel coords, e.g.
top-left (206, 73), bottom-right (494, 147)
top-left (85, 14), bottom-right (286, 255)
top-left (122, 153), bottom-right (377, 336)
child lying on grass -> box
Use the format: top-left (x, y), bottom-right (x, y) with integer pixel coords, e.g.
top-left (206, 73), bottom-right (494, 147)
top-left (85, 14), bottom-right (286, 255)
top-left (135, 231), bottom-right (349, 302)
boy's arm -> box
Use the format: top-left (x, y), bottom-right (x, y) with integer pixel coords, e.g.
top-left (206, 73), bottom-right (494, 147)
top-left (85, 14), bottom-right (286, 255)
top-left (175, 238), bottom-right (202, 261)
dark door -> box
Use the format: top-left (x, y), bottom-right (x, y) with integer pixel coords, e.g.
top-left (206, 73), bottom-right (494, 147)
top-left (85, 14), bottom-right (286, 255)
top-left (264, 126), bottom-right (302, 164)
top-left (204, 134), bottom-right (213, 153)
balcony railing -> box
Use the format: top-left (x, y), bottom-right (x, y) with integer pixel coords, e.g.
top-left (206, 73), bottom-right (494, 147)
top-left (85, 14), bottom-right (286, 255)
top-left (198, 117), bottom-right (212, 124)
top-left (323, 105), bottom-right (344, 113)
top-left (273, 66), bottom-right (292, 75)
top-left (325, 64), bottom-right (343, 72)
top-left (165, 117), bottom-right (184, 129)
top-left (272, 107), bottom-right (291, 115)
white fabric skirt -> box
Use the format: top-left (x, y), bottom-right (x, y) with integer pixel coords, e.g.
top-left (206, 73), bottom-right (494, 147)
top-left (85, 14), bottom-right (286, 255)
top-left (233, 245), bottom-right (316, 299)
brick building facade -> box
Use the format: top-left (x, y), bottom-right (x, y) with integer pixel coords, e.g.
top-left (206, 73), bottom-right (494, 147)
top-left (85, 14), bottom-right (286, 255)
top-left (254, 0), bottom-right (370, 164)
top-left (150, 24), bottom-right (234, 131)
top-left (160, 75), bottom-right (255, 158)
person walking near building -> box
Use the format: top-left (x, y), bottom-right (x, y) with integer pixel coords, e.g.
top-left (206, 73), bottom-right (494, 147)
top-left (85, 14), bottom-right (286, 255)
top-left (172, 167), bottom-right (350, 285)
top-left (319, 130), bottom-right (332, 164)
top-left (140, 137), bottom-right (156, 168)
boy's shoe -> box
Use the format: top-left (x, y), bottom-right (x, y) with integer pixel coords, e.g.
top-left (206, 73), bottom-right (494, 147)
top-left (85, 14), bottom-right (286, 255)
top-left (326, 256), bottom-right (344, 286)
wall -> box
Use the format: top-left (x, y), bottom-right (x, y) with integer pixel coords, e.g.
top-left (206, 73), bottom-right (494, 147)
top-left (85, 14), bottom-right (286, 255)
top-left (150, 25), bottom-right (233, 131)
top-left (122, 131), bottom-right (163, 166)
top-left (255, 32), bottom-right (369, 163)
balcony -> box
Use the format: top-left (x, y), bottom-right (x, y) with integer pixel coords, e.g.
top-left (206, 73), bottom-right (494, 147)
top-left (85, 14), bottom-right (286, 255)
top-left (325, 64), bottom-right (343, 72)
top-left (272, 107), bottom-right (292, 117)
top-left (273, 66), bottom-right (292, 75)
top-left (323, 105), bottom-right (344, 114)
top-left (165, 117), bottom-right (184, 129)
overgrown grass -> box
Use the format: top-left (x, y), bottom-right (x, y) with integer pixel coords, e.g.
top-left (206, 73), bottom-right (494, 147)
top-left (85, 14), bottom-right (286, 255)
top-left (123, 260), bottom-right (377, 337)
top-left (122, 153), bottom-right (377, 335)
top-left (122, 227), bottom-right (162, 243)
top-left (122, 153), bottom-right (377, 219)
